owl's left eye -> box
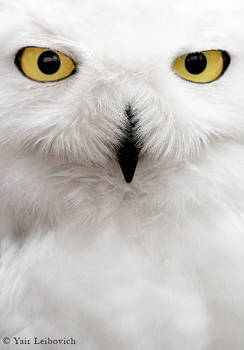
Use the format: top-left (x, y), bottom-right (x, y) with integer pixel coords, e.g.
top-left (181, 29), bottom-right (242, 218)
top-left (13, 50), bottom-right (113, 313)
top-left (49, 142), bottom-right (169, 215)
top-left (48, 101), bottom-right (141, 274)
top-left (173, 50), bottom-right (230, 83)
top-left (15, 47), bottom-right (76, 82)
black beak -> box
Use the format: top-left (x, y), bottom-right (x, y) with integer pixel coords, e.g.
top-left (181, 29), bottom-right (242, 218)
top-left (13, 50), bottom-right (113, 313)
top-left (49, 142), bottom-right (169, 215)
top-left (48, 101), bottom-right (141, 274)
top-left (116, 107), bottom-right (141, 183)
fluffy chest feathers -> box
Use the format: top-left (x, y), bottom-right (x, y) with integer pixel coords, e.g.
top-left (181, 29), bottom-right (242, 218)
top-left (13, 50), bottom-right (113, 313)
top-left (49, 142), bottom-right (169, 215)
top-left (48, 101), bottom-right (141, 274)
top-left (1, 143), bottom-right (244, 349)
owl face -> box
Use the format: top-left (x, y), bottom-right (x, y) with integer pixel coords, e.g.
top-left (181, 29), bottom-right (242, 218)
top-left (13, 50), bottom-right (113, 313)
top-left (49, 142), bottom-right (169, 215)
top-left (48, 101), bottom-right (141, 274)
top-left (0, 0), bottom-right (243, 183)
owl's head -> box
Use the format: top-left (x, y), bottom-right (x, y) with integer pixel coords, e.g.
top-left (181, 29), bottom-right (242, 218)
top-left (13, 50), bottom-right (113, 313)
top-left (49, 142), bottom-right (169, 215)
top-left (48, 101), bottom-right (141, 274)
top-left (0, 0), bottom-right (243, 184)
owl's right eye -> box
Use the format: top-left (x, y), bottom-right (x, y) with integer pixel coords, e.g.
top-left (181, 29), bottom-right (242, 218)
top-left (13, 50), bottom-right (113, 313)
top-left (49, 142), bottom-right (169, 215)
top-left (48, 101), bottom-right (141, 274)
top-left (15, 47), bottom-right (76, 82)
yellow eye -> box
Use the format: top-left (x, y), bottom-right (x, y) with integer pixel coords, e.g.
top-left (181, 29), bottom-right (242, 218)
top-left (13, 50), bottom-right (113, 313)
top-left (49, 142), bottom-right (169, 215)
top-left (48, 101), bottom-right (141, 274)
top-left (173, 50), bottom-right (230, 83)
top-left (15, 47), bottom-right (76, 82)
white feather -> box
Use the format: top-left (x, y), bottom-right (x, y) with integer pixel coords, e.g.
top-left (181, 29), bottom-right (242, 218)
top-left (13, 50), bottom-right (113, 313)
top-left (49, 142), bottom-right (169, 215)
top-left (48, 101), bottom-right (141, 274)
top-left (0, 0), bottom-right (244, 349)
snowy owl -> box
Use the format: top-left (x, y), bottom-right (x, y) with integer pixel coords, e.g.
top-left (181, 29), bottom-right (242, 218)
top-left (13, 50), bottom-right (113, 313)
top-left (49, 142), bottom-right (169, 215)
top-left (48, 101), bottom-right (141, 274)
top-left (0, 0), bottom-right (244, 349)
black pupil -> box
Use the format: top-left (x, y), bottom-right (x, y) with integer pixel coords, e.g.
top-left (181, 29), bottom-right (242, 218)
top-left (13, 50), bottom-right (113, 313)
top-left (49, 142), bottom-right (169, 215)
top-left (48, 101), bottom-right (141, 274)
top-left (38, 51), bottom-right (61, 75)
top-left (185, 53), bottom-right (207, 75)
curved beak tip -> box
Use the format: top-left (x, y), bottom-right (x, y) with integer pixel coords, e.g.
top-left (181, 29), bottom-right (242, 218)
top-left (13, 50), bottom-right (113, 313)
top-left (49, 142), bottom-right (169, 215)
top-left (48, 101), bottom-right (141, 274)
top-left (119, 157), bottom-right (139, 184)
top-left (116, 106), bottom-right (141, 184)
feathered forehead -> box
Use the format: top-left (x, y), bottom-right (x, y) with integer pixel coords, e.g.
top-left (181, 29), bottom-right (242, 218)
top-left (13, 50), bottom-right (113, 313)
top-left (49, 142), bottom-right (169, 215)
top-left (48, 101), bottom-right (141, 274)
top-left (1, 0), bottom-right (244, 66)
top-left (1, 0), bottom-right (243, 39)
